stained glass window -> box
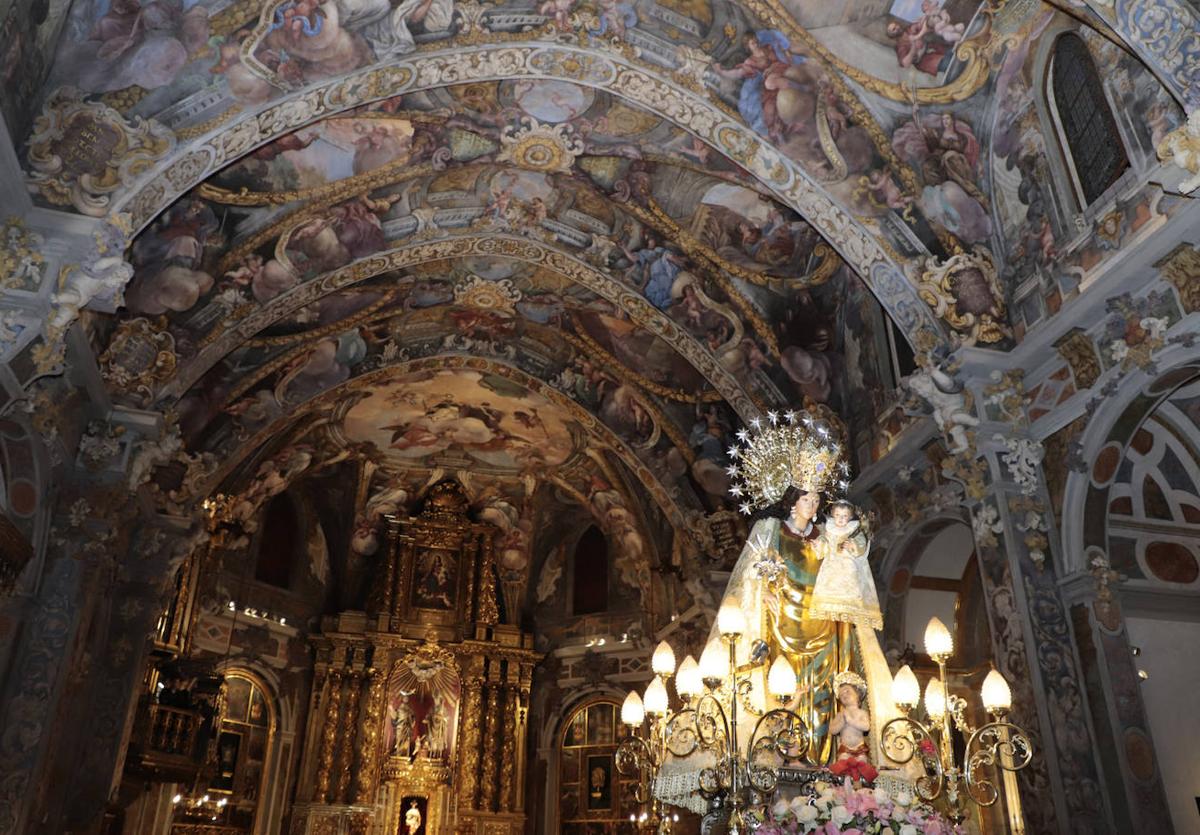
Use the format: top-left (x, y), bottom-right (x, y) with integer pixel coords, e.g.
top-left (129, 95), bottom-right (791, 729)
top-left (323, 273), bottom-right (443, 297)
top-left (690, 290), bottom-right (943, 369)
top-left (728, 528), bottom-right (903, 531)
top-left (1050, 34), bottom-right (1129, 206)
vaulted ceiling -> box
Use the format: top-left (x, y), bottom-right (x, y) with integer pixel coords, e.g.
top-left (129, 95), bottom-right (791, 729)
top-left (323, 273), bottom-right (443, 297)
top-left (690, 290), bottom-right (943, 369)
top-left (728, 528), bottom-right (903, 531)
top-left (7, 0), bottom-right (1186, 608)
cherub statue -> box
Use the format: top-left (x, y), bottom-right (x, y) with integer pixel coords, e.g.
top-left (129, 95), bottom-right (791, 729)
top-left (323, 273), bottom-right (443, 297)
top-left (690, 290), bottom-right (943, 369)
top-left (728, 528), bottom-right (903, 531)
top-left (1157, 109), bottom-right (1200, 194)
top-left (903, 362), bottom-right (978, 454)
top-left (828, 671), bottom-right (877, 784)
top-left (809, 500), bottom-right (882, 630)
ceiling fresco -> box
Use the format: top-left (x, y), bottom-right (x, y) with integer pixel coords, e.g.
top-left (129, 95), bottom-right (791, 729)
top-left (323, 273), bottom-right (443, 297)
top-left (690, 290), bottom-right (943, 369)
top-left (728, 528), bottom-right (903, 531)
top-left (338, 367), bottom-right (581, 471)
top-left (7, 0), bottom-right (1185, 588)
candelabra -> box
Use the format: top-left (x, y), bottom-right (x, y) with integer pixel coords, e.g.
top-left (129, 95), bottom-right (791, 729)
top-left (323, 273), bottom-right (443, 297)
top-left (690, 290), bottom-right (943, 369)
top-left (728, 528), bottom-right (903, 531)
top-left (618, 597), bottom-right (811, 834)
top-left (881, 616), bottom-right (1033, 825)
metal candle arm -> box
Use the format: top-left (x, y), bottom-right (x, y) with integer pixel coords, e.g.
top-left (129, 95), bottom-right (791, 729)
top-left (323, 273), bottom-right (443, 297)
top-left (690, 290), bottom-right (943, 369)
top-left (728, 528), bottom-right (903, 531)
top-left (619, 634), bottom-right (813, 834)
top-left (881, 655), bottom-right (1034, 825)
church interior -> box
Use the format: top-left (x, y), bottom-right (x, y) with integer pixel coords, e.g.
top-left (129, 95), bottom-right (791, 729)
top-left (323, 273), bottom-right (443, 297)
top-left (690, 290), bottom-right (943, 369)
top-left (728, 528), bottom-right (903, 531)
top-left (0, 0), bottom-right (1197, 832)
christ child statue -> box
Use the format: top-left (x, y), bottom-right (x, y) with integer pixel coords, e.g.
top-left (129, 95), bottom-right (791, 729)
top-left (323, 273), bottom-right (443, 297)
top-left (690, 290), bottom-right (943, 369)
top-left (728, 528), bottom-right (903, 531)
top-left (809, 501), bottom-right (882, 629)
top-left (828, 671), bottom-right (878, 784)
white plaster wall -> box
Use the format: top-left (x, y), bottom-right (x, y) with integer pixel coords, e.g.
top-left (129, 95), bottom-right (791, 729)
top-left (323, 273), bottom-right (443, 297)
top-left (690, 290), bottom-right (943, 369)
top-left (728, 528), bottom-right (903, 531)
top-left (1125, 617), bottom-right (1200, 834)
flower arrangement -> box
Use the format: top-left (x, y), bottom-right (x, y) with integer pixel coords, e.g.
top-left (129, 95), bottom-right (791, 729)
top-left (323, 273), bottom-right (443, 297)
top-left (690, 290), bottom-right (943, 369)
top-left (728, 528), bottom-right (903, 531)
top-left (758, 778), bottom-right (964, 835)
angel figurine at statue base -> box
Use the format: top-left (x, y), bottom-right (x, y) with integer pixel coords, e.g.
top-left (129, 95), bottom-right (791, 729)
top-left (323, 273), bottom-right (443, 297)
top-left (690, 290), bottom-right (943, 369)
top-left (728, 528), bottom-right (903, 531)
top-left (828, 670), bottom-right (877, 785)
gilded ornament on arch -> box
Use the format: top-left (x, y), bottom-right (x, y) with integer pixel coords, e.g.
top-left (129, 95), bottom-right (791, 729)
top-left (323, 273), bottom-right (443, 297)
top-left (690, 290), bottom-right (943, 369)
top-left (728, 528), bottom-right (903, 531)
top-left (497, 117), bottom-right (584, 173)
top-left (1154, 242), bottom-right (1200, 314)
top-left (917, 248), bottom-right (1010, 345)
top-left (0, 218), bottom-right (45, 292)
top-left (1053, 328), bottom-right (1101, 391)
top-left (99, 318), bottom-right (179, 406)
top-left (453, 275), bottom-right (521, 313)
top-left (27, 88), bottom-right (174, 217)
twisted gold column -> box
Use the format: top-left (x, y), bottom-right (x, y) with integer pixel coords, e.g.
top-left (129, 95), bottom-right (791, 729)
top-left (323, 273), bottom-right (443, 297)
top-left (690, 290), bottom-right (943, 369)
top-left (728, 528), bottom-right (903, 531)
top-left (334, 672), bottom-right (363, 802)
top-left (354, 668), bottom-right (388, 804)
top-left (480, 682), bottom-right (501, 811)
top-left (313, 669), bottom-right (344, 802)
top-left (457, 662), bottom-right (485, 812)
top-left (498, 685), bottom-right (517, 811)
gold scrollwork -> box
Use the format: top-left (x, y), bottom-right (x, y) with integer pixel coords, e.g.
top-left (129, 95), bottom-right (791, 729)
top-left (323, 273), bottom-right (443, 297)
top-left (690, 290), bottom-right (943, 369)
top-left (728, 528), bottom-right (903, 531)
top-left (99, 318), bottom-right (179, 406)
top-left (917, 248), bottom-right (1011, 345)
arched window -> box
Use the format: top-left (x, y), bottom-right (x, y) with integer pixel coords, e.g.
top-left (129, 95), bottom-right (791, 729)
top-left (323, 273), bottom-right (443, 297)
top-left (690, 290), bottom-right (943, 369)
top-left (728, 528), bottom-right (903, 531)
top-left (255, 494), bottom-right (297, 588)
top-left (571, 526), bottom-right (608, 615)
top-left (170, 673), bottom-right (275, 833)
top-left (1049, 33), bottom-right (1129, 206)
top-left (558, 700), bottom-right (633, 830)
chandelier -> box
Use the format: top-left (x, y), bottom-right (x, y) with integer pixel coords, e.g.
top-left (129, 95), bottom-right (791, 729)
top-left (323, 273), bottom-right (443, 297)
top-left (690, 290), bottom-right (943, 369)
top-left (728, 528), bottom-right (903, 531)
top-left (882, 616), bottom-right (1033, 825)
top-left (617, 596), bottom-right (812, 834)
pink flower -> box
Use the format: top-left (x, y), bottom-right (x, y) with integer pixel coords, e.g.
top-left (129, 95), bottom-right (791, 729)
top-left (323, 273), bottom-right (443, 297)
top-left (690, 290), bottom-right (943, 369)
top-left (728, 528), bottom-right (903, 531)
top-left (844, 790), bottom-right (878, 816)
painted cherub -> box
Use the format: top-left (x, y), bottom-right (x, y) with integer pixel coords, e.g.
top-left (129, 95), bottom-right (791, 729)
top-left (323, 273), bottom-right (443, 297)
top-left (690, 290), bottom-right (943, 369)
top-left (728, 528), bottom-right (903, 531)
top-left (920, 0), bottom-right (964, 43)
top-left (809, 501), bottom-right (882, 629)
top-left (828, 671), bottom-right (878, 784)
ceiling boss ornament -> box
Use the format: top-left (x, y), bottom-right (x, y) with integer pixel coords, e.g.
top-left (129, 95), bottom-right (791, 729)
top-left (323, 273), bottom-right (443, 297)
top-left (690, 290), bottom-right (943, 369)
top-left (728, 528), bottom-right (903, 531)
top-left (498, 117), bottom-right (584, 173)
top-left (725, 410), bottom-right (850, 515)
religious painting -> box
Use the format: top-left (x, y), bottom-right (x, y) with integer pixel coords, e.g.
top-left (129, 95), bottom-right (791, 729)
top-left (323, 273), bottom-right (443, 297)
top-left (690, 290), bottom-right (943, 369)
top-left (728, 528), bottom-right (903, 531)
top-left (585, 755), bottom-right (613, 810)
top-left (561, 747), bottom-right (581, 782)
top-left (400, 796), bottom-right (428, 835)
top-left (563, 709), bottom-right (586, 747)
top-left (774, 0), bottom-right (991, 95)
top-left (341, 368), bottom-right (580, 474)
top-left (585, 704), bottom-right (615, 745)
top-left (410, 547), bottom-right (458, 611)
top-left (212, 731), bottom-right (241, 792)
top-left (384, 643), bottom-right (460, 762)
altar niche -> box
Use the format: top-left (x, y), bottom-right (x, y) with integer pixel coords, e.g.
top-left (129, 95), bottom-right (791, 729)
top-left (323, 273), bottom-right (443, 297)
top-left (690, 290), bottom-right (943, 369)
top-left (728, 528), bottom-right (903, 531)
top-left (291, 481), bottom-right (537, 835)
top-left (371, 480), bottom-right (504, 636)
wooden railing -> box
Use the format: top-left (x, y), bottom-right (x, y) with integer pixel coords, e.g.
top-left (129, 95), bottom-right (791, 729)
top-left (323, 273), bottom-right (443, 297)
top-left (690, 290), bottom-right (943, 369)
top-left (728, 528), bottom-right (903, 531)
top-left (147, 704), bottom-right (199, 756)
top-left (128, 699), bottom-right (206, 782)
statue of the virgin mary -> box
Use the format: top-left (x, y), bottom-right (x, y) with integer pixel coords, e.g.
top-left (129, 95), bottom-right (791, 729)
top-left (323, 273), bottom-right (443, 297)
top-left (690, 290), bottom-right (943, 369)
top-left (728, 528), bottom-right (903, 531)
top-left (655, 411), bottom-right (903, 812)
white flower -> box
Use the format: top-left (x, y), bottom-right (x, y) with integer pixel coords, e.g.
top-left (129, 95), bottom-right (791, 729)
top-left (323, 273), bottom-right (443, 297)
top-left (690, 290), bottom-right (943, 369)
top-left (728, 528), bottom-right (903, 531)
top-left (899, 825), bottom-right (918, 835)
top-left (873, 787), bottom-right (891, 806)
top-left (831, 806), bottom-right (852, 826)
top-left (794, 806), bottom-right (818, 823)
top-left (772, 800), bottom-right (790, 819)
top-left (894, 790), bottom-right (913, 807)
top-left (813, 780), bottom-right (830, 794)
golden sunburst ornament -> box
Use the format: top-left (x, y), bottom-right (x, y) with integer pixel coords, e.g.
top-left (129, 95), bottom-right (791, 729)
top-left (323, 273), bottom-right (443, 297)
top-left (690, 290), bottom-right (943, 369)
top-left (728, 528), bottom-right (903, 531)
top-left (726, 410), bottom-right (850, 514)
top-left (498, 117), bottom-right (584, 173)
top-left (453, 275), bottom-right (521, 314)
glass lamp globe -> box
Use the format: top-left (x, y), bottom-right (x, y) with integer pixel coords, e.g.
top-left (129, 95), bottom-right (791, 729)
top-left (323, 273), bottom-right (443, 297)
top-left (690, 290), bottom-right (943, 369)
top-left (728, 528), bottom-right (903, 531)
top-left (767, 655), bottom-right (797, 699)
top-left (699, 636), bottom-right (726, 683)
top-left (675, 655), bottom-right (702, 699)
top-left (924, 677), bottom-right (947, 722)
top-left (891, 664), bottom-right (920, 710)
top-left (621, 690), bottom-right (645, 727)
top-left (717, 596), bottom-right (747, 637)
top-left (924, 617), bottom-right (954, 660)
top-left (981, 668), bottom-right (1012, 713)
top-left (652, 640), bottom-right (677, 677)
top-left (644, 676), bottom-right (669, 716)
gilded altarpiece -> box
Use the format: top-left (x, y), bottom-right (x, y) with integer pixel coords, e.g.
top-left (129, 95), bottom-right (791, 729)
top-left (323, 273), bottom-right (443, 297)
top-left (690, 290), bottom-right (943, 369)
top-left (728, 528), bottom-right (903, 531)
top-left (289, 483), bottom-right (537, 835)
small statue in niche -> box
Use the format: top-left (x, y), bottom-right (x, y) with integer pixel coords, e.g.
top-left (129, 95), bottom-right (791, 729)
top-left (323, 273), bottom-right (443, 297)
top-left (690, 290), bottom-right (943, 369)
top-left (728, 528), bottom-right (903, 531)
top-left (389, 699), bottom-right (414, 755)
top-left (828, 671), bottom-right (878, 784)
top-left (405, 800), bottom-right (423, 835)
